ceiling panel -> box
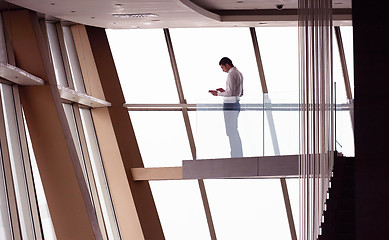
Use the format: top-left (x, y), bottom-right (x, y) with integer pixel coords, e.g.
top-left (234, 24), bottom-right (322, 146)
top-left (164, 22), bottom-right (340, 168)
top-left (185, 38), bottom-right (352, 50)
top-left (5, 0), bottom-right (351, 29)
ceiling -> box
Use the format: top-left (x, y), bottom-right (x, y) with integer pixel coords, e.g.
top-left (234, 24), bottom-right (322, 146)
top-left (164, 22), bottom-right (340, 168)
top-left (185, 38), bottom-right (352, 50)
top-left (3, 0), bottom-right (351, 29)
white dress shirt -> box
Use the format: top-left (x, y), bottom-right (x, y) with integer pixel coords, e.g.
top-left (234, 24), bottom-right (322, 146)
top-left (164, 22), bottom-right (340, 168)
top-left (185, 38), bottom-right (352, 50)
top-left (217, 67), bottom-right (243, 103)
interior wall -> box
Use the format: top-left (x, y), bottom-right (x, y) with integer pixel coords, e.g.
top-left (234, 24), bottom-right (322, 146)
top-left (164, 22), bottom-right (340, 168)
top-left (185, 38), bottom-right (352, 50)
top-left (353, 0), bottom-right (389, 238)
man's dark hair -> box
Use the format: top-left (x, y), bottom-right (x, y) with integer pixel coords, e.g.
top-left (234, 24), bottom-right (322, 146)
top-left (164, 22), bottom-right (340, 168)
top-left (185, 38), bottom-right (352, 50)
top-left (219, 57), bottom-right (234, 67)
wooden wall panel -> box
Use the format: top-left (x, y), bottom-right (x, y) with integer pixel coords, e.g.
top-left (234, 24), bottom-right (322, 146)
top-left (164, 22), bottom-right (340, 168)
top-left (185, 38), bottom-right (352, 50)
top-left (3, 10), bottom-right (99, 239)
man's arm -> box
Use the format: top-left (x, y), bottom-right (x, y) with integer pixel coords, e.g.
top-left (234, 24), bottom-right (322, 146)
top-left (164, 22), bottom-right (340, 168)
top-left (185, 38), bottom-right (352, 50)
top-left (208, 90), bottom-right (218, 96)
top-left (217, 71), bottom-right (238, 96)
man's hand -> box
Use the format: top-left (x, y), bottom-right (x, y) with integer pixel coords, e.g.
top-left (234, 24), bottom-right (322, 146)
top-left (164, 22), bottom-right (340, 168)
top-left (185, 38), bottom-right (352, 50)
top-left (216, 88), bottom-right (225, 92)
top-left (208, 90), bottom-right (218, 96)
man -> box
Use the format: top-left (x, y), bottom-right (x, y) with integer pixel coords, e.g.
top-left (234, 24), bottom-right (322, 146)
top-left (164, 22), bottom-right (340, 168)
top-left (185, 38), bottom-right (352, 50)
top-left (209, 57), bottom-right (243, 157)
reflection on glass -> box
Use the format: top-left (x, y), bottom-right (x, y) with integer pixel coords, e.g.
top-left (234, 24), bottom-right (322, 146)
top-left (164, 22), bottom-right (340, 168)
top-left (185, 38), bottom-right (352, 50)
top-left (150, 180), bottom-right (211, 240)
top-left (223, 106), bottom-right (243, 158)
top-left (196, 99), bottom-right (264, 159)
top-left (196, 94), bottom-right (301, 159)
top-left (264, 93), bottom-right (299, 156)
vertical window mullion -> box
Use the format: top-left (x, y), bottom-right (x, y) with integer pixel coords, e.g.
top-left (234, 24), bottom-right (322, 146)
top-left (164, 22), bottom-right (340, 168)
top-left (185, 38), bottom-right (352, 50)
top-left (62, 25), bottom-right (87, 93)
top-left (79, 108), bottom-right (121, 240)
top-left (59, 22), bottom-right (120, 239)
top-left (11, 85), bottom-right (43, 240)
top-left (46, 22), bottom-right (68, 87)
top-left (72, 104), bottom-right (109, 240)
top-left (1, 84), bottom-right (35, 240)
top-left (0, 85), bottom-right (18, 240)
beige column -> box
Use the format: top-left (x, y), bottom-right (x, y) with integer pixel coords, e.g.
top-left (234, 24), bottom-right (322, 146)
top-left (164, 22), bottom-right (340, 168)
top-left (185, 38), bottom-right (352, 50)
top-left (71, 24), bottom-right (164, 239)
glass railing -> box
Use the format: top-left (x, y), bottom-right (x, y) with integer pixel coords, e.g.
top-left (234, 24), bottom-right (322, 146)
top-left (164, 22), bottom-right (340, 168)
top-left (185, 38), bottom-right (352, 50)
top-left (334, 82), bottom-right (355, 156)
top-left (195, 91), bottom-right (354, 160)
top-left (196, 98), bottom-right (264, 159)
top-left (195, 93), bottom-right (299, 160)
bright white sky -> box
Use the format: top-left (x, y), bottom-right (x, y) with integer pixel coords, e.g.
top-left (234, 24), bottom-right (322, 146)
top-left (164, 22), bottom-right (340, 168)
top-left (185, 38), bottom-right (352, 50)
top-left (105, 26), bottom-right (354, 240)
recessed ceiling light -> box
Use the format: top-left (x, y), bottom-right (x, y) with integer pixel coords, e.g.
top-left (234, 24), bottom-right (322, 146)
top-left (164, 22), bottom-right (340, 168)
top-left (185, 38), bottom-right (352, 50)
top-left (112, 13), bottom-right (159, 18)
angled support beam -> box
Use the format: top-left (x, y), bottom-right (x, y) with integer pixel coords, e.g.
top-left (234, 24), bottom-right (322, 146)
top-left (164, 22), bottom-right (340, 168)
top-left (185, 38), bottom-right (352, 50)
top-left (250, 27), bottom-right (268, 94)
top-left (164, 28), bottom-right (217, 240)
top-left (334, 26), bottom-right (354, 130)
top-left (250, 27), bottom-right (297, 240)
top-left (73, 24), bottom-right (166, 239)
top-left (334, 26), bottom-right (352, 101)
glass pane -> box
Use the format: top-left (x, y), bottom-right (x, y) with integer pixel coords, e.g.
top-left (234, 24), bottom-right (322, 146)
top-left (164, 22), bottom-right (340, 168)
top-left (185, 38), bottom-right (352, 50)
top-left (0, 150), bottom-right (12, 240)
top-left (79, 108), bottom-right (121, 240)
top-left (286, 178), bottom-right (299, 234)
top-left (106, 29), bottom-right (179, 103)
top-left (46, 22), bottom-right (68, 87)
top-left (62, 104), bottom-right (91, 195)
top-left (333, 27), bottom-right (354, 102)
top-left (264, 93), bottom-right (299, 156)
top-left (196, 101), bottom-right (264, 159)
top-left (333, 26), bottom-right (354, 156)
top-left (205, 179), bottom-right (291, 239)
top-left (170, 28), bottom-right (262, 103)
top-left (333, 32), bottom-right (348, 104)
top-left (256, 27), bottom-right (299, 102)
top-left (62, 26), bottom-right (87, 93)
top-left (0, 84), bottom-right (35, 239)
top-left (342, 27), bottom-right (354, 84)
top-left (335, 110), bottom-right (354, 156)
top-left (129, 111), bottom-right (192, 167)
top-left (150, 180), bottom-right (211, 240)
